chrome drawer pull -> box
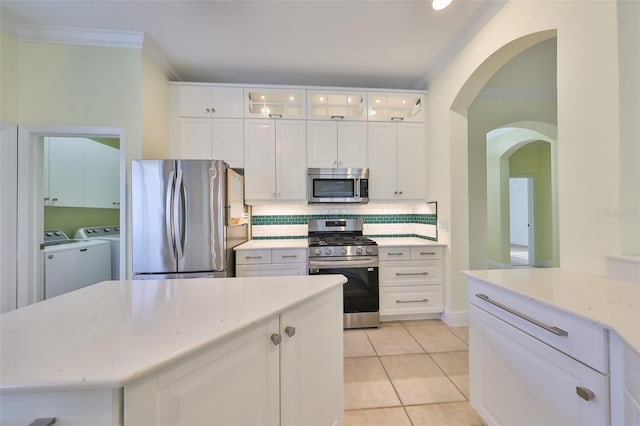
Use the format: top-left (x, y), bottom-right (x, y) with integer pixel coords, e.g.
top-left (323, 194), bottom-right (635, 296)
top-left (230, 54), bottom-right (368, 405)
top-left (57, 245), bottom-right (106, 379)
top-left (30, 419), bottom-right (56, 426)
top-left (281, 255), bottom-right (298, 258)
top-left (395, 272), bottom-right (429, 276)
top-left (387, 252), bottom-right (405, 256)
top-left (245, 255), bottom-right (262, 259)
top-left (576, 386), bottom-right (595, 401)
top-left (475, 293), bottom-right (569, 337)
top-left (396, 298), bottom-right (428, 303)
top-left (420, 251), bottom-right (437, 255)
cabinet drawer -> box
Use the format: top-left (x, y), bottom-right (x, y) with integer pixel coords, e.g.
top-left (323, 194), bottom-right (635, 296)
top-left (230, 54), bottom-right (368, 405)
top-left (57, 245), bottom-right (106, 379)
top-left (380, 285), bottom-right (443, 315)
top-left (378, 247), bottom-right (411, 261)
top-left (411, 246), bottom-right (443, 260)
top-left (236, 250), bottom-right (272, 265)
top-left (380, 261), bottom-right (443, 286)
top-left (272, 249), bottom-right (307, 264)
top-left (468, 278), bottom-right (609, 374)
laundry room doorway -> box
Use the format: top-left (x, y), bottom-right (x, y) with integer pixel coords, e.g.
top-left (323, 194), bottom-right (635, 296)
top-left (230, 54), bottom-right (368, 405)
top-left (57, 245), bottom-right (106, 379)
top-left (509, 176), bottom-right (534, 266)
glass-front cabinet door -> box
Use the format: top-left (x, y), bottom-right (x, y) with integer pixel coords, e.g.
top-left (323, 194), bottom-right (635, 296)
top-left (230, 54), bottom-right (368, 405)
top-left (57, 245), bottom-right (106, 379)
top-left (367, 92), bottom-right (425, 122)
top-left (307, 90), bottom-right (367, 120)
top-left (244, 88), bottom-right (306, 119)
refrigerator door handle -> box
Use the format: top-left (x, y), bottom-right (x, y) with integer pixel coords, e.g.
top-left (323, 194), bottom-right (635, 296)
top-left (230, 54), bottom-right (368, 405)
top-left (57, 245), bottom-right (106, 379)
top-left (174, 167), bottom-right (186, 260)
top-left (165, 169), bottom-right (177, 255)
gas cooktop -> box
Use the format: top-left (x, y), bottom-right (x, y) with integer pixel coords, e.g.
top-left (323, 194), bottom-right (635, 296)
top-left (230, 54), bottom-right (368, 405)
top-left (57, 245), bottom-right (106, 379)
top-left (307, 218), bottom-right (378, 258)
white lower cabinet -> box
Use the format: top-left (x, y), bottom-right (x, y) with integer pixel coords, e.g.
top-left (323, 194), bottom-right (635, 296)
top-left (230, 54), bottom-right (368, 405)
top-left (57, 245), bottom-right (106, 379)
top-left (236, 248), bottom-right (308, 277)
top-left (468, 278), bottom-right (609, 426)
top-left (379, 245), bottom-right (444, 320)
top-left (610, 332), bottom-right (640, 425)
top-left (126, 286), bottom-right (342, 425)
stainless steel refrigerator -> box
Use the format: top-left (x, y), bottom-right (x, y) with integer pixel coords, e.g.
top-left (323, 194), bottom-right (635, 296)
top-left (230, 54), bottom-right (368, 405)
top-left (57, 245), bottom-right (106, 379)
top-left (132, 159), bottom-right (249, 279)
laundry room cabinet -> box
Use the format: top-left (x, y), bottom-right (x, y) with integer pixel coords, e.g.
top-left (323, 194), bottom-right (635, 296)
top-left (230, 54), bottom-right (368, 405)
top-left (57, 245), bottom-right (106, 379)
top-left (244, 119), bottom-right (306, 203)
top-left (368, 122), bottom-right (426, 201)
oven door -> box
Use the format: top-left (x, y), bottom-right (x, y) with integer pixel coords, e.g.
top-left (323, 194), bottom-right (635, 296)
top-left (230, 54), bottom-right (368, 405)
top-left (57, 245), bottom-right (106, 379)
top-left (309, 257), bottom-right (379, 316)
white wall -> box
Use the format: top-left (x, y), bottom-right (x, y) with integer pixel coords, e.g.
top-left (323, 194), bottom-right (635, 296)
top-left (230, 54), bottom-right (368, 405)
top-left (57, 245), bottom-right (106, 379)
top-left (426, 1), bottom-right (626, 315)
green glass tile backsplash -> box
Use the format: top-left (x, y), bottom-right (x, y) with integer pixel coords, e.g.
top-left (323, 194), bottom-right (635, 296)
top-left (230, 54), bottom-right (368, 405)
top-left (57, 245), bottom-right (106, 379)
top-left (252, 214), bottom-right (437, 226)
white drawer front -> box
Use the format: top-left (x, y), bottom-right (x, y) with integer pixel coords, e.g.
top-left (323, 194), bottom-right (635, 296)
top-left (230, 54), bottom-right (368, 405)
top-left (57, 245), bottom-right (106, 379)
top-left (379, 247), bottom-right (411, 261)
top-left (411, 246), bottom-right (443, 260)
top-left (272, 248), bottom-right (307, 264)
top-left (236, 249), bottom-right (272, 265)
top-left (380, 261), bottom-right (443, 286)
top-left (380, 285), bottom-right (443, 315)
top-left (468, 278), bottom-right (609, 374)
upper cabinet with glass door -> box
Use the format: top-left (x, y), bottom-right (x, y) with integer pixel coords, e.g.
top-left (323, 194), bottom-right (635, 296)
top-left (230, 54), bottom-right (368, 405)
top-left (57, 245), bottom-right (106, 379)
top-left (307, 90), bottom-right (367, 121)
top-left (244, 88), bottom-right (306, 119)
top-left (367, 92), bottom-right (425, 122)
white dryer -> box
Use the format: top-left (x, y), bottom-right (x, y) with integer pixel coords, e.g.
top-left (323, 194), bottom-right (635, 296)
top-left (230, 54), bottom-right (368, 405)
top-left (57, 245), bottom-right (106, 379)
top-left (75, 226), bottom-right (120, 279)
top-left (43, 230), bottom-right (111, 299)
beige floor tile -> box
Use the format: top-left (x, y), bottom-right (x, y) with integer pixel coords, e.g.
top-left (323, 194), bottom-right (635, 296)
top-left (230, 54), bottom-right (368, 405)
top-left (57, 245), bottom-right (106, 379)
top-left (406, 323), bottom-right (468, 353)
top-left (343, 407), bottom-right (412, 426)
top-left (366, 325), bottom-right (424, 356)
top-left (344, 329), bottom-right (377, 358)
top-left (399, 319), bottom-right (443, 327)
top-left (379, 321), bottom-right (404, 327)
top-left (430, 351), bottom-right (471, 398)
top-left (344, 357), bottom-right (401, 410)
top-left (449, 326), bottom-right (469, 343)
top-left (380, 354), bottom-right (465, 405)
top-left (405, 401), bottom-right (484, 426)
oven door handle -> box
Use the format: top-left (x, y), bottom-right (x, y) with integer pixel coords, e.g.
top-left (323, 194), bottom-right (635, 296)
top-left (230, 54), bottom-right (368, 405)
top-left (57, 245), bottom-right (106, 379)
top-left (309, 259), bottom-right (379, 269)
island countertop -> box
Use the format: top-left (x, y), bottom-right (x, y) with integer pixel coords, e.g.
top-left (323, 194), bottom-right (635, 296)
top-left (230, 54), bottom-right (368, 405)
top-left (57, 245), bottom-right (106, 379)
top-left (0, 275), bottom-right (346, 393)
top-left (463, 268), bottom-right (640, 354)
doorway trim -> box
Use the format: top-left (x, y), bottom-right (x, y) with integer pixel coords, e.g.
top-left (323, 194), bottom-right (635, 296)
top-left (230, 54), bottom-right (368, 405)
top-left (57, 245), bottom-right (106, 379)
top-left (17, 125), bottom-right (126, 308)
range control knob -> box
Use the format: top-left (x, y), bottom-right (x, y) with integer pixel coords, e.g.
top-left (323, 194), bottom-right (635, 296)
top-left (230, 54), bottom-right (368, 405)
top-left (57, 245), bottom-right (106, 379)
top-left (356, 247), bottom-right (363, 255)
top-left (104, 228), bottom-right (110, 232)
top-left (365, 247), bottom-right (373, 254)
top-left (324, 248), bottom-right (332, 255)
top-left (45, 232), bottom-right (53, 237)
top-left (314, 248), bottom-right (322, 256)
top-left (340, 248), bottom-right (347, 255)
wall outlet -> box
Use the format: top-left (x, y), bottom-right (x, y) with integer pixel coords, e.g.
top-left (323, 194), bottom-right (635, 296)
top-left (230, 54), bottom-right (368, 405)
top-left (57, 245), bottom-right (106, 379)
top-left (438, 220), bottom-right (449, 232)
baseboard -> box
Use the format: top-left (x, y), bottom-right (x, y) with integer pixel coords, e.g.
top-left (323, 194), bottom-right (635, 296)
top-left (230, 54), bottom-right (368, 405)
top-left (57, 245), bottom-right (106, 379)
top-left (441, 309), bottom-right (468, 327)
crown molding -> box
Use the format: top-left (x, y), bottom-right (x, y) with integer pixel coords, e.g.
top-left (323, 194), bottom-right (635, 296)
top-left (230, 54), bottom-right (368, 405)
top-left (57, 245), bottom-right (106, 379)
top-left (15, 25), bottom-right (144, 49)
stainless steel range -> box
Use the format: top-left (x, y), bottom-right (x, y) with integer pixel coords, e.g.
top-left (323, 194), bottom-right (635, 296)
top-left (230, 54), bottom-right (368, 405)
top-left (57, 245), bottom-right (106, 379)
top-left (308, 218), bottom-right (379, 328)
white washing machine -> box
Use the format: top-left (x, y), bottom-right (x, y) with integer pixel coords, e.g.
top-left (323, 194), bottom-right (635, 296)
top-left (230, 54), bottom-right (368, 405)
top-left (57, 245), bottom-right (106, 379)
top-left (43, 230), bottom-right (111, 299)
top-left (75, 226), bottom-right (120, 280)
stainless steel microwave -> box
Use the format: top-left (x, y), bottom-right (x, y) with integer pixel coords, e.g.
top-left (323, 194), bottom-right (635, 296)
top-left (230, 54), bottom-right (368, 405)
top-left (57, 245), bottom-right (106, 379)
top-left (307, 168), bottom-right (369, 203)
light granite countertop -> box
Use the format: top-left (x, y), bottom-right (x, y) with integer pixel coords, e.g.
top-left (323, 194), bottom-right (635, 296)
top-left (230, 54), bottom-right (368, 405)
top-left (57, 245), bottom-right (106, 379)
top-left (372, 237), bottom-right (445, 247)
top-left (0, 275), bottom-right (346, 392)
top-left (235, 237), bottom-right (445, 250)
top-left (463, 268), bottom-right (640, 355)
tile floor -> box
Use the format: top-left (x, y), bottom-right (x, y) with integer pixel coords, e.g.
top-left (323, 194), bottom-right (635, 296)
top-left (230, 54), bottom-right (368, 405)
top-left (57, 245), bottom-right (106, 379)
top-left (343, 319), bottom-right (483, 426)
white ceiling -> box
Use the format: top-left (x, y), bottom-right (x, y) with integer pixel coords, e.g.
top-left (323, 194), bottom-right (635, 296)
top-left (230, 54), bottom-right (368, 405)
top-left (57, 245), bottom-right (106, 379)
top-left (1, 0), bottom-right (506, 90)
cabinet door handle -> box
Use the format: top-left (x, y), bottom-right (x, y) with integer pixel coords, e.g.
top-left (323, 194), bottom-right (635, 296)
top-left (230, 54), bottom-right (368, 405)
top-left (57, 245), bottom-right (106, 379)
top-left (210, 107), bottom-right (216, 113)
top-left (281, 255), bottom-right (298, 258)
top-left (51, 197), bottom-right (58, 202)
top-left (420, 252), bottom-right (437, 255)
top-left (390, 116), bottom-right (405, 121)
top-left (475, 293), bottom-right (569, 337)
top-left (399, 191), bottom-right (403, 195)
top-left (270, 333), bottom-right (282, 345)
top-left (387, 252), bottom-right (405, 256)
top-left (285, 326), bottom-right (296, 337)
top-left (395, 272), bottom-right (429, 276)
top-left (330, 115), bottom-right (344, 120)
top-left (396, 298), bottom-right (428, 303)
top-left (245, 255), bottom-right (262, 259)
top-left (576, 386), bottom-right (595, 401)
top-left (269, 113), bottom-right (283, 118)
top-left (29, 419), bottom-right (56, 426)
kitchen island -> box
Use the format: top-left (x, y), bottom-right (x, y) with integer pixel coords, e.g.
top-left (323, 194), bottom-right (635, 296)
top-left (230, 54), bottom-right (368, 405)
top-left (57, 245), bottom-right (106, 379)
top-left (1, 275), bottom-right (347, 425)
top-left (464, 268), bottom-right (640, 425)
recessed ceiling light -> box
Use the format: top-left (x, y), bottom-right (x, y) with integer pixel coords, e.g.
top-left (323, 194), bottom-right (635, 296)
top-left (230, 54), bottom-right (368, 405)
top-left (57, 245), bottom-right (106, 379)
top-left (432, 0), bottom-right (452, 11)
top-left (289, 96), bottom-right (295, 101)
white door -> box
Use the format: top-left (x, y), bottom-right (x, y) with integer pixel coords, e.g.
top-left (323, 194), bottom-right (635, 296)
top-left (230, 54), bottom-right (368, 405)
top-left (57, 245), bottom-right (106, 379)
top-left (337, 121), bottom-right (368, 168)
top-left (307, 120), bottom-right (337, 168)
top-left (178, 85), bottom-right (212, 118)
top-left (280, 286), bottom-right (344, 426)
top-left (509, 177), bottom-right (533, 266)
top-left (211, 118), bottom-right (244, 168)
top-left (84, 141), bottom-right (120, 208)
top-left (177, 117), bottom-right (212, 159)
top-left (367, 122), bottom-right (397, 200)
top-left (397, 123), bottom-right (426, 200)
top-left (0, 124), bottom-right (18, 313)
top-left (275, 120), bottom-right (306, 201)
top-left (210, 86), bottom-right (245, 118)
top-left (47, 137), bottom-right (85, 207)
top-left (244, 119), bottom-right (276, 201)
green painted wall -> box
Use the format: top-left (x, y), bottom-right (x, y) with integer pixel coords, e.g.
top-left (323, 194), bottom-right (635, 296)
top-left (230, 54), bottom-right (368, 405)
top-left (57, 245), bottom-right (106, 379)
top-left (509, 141), bottom-right (552, 264)
top-left (44, 206), bottom-right (119, 239)
top-left (0, 32), bottom-right (19, 123)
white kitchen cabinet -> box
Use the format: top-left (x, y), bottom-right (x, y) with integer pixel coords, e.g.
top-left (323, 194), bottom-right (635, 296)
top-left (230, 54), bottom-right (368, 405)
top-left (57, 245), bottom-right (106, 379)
top-left (244, 119), bottom-right (306, 203)
top-left (44, 137), bottom-right (120, 209)
top-left (367, 92), bottom-right (425, 122)
top-left (307, 120), bottom-right (367, 169)
top-left (175, 117), bottom-right (244, 167)
top-left (368, 122), bottom-right (426, 201)
top-left (176, 84), bottom-right (244, 118)
top-left (379, 245), bottom-right (444, 320)
top-left (84, 140), bottom-right (120, 208)
top-left (236, 248), bottom-right (308, 277)
top-left (307, 90), bottom-right (367, 120)
top-left (468, 278), bottom-right (610, 426)
top-left (610, 332), bottom-right (640, 426)
top-left (125, 286), bottom-right (342, 426)
top-left (245, 88), bottom-right (306, 119)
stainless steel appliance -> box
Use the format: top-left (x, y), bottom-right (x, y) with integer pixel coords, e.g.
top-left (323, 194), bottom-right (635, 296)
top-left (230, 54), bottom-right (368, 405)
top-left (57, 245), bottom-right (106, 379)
top-left (307, 168), bottom-right (369, 203)
top-left (308, 218), bottom-right (379, 328)
top-left (132, 159), bottom-right (248, 279)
